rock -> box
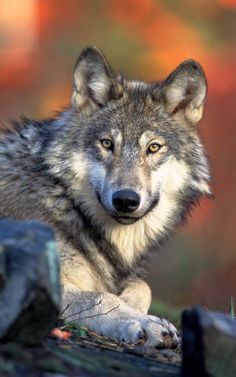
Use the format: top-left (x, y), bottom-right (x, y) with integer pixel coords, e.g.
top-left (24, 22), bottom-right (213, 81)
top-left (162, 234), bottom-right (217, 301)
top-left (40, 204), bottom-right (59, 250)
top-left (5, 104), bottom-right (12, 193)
top-left (182, 306), bottom-right (236, 377)
top-left (0, 219), bottom-right (61, 345)
top-left (0, 245), bottom-right (6, 290)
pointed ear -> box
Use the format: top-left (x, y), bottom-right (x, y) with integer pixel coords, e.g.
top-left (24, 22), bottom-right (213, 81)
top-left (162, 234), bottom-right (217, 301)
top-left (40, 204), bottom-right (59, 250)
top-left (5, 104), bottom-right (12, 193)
top-left (158, 60), bottom-right (207, 125)
top-left (71, 46), bottom-right (122, 114)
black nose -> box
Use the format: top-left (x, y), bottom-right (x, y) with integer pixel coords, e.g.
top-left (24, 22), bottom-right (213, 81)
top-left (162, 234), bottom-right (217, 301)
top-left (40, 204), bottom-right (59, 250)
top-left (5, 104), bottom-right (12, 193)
top-left (112, 190), bottom-right (140, 213)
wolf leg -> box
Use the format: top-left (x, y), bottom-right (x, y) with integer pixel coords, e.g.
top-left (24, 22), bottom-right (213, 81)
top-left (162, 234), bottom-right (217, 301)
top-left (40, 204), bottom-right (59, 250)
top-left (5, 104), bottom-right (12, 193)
top-left (61, 287), bottom-right (180, 350)
top-left (119, 279), bottom-right (151, 314)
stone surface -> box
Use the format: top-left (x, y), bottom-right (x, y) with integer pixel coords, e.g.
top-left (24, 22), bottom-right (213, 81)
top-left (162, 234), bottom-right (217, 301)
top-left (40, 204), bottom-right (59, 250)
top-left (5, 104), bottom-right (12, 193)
top-left (0, 246), bottom-right (6, 290)
top-left (0, 337), bottom-right (181, 377)
top-left (0, 219), bottom-right (61, 344)
top-left (182, 306), bottom-right (236, 377)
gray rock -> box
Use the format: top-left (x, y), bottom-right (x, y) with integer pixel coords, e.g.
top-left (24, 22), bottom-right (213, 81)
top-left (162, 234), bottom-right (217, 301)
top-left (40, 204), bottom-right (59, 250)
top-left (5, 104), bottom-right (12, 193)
top-left (0, 245), bottom-right (6, 290)
top-left (182, 307), bottom-right (236, 377)
top-left (0, 219), bottom-right (61, 345)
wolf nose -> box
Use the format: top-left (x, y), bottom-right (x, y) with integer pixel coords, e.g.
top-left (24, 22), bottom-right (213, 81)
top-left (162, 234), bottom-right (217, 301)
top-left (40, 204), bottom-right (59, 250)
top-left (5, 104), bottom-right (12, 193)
top-left (112, 190), bottom-right (140, 213)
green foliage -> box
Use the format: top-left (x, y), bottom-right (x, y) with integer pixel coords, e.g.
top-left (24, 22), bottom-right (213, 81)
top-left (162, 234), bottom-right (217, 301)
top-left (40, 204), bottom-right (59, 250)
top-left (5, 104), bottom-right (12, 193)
top-left (62, 321), bottom-right (89, 336)
top-left (230, 297), bottom-right (235, 319)
top-left (150, 300), bottom-right (182, 328)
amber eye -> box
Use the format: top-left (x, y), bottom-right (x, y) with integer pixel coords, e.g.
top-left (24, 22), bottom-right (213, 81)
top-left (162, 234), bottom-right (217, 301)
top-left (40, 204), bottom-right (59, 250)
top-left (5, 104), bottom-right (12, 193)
top-left (147, 143), bottom-right (161, 154)
top-left (101, 139), bottom-right (113, 150)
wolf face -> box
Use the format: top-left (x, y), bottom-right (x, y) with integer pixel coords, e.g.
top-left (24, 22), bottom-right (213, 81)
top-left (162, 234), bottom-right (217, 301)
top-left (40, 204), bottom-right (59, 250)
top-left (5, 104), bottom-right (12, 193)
top-left (47, 47), bottom-right (211, 232)
top-left (83, 99), bottom-right (211, 226)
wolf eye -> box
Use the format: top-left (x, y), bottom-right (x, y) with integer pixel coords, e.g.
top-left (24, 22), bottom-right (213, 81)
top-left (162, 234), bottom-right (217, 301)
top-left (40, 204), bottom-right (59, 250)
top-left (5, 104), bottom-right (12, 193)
top-left (101, 139), bottom-right (113, 150)
top-left (147, 143), bottom-right (161, 154)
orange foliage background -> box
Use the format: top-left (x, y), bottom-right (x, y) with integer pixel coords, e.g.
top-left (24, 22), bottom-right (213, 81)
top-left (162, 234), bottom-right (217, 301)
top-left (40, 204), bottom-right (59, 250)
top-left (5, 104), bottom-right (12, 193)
top-left (0, 0), bottom-right (236, 311)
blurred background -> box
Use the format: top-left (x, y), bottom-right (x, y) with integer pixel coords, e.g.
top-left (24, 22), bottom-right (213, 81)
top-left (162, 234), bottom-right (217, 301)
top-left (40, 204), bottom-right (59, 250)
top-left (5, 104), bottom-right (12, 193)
top-left (0, 0), bottom-right (236, 316)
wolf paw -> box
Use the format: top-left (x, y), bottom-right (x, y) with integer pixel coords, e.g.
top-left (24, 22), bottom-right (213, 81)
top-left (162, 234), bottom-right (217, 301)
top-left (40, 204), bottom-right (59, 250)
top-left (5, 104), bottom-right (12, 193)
top-left (114, 316), bottom-right (180, 350)
top-left (140, 315), bottom-right (180, 349)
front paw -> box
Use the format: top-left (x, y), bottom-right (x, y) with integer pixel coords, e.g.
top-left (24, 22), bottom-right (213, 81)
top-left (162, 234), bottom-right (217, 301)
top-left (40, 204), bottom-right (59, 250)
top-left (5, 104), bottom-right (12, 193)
top-left (111, 315), bottom-right (180, 351)
top-left (140, 315), bottom-right (180, 350)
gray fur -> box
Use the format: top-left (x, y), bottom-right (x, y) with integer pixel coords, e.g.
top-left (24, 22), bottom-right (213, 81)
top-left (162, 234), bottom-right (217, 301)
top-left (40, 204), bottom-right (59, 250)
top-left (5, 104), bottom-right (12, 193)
top-left (0, 46), bottom-right (211, 350)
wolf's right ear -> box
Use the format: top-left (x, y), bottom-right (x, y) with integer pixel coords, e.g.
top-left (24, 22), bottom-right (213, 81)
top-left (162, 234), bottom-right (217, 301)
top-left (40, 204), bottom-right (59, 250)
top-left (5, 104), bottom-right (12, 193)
top-left (72, 46), bottom-right (122, 114)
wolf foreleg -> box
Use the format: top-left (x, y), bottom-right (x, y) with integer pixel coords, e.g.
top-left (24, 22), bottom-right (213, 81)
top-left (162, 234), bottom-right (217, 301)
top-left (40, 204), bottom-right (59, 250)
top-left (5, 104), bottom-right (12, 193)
top-left (119, 279), bottom-right (151, 314)
top-left (61, 288), bottom-right (180, 350)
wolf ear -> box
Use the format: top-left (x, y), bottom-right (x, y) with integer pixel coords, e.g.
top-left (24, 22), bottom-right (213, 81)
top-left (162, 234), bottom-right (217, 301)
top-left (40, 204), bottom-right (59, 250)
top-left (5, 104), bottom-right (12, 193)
top-left (72, 46), bottom-right (122, 113)
top-left (158, 60), bottom-right (207, 125)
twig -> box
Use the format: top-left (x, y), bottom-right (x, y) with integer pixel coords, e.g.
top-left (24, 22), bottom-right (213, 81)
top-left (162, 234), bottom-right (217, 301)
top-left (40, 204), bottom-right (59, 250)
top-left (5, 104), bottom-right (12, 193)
top-left (64, 299), bottom-right (103, 321)
top-left (75, 303), bottom-right (120, 321)
top-left (59, 303), bottom-right (70, 318)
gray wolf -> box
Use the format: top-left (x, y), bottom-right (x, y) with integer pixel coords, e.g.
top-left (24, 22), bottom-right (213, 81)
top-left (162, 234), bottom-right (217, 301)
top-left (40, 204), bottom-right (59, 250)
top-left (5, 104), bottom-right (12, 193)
top-left (0, 46), bottom-right (211, 351)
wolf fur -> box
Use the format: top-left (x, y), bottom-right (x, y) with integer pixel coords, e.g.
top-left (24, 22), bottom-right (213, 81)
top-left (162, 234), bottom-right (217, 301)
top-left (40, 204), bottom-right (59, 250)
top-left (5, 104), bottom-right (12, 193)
top-left (0, 46), bottom-right (211, 350)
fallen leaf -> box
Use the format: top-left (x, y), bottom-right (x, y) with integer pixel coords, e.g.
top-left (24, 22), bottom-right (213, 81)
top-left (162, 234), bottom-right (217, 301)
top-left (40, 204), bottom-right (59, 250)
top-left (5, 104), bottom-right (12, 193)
top-left (50, 328), bottom-right (73, 340)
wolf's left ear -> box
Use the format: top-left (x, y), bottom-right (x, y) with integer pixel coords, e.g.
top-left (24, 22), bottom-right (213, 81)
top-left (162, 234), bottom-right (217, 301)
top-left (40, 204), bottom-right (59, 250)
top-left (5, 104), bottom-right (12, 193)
top-left (72, 46), bottom-right (122, 113)
top-left (158, 60), bottom-right (207, 125)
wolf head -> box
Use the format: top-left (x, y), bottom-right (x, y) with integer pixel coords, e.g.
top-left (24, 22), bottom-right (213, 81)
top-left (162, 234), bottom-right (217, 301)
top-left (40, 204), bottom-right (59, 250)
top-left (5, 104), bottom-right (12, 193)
top-left (46, 46), bottom-right (211, 236)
